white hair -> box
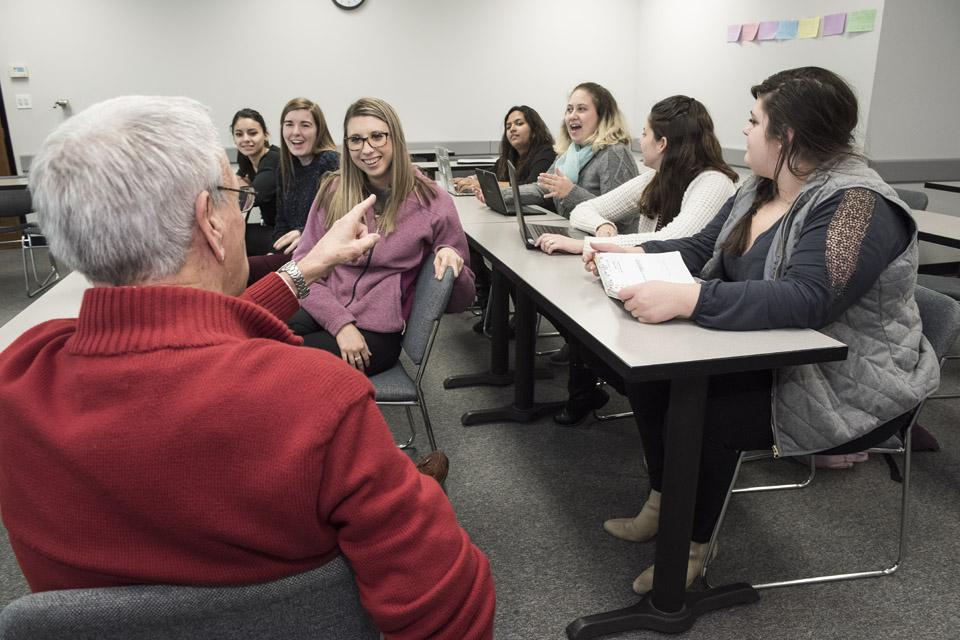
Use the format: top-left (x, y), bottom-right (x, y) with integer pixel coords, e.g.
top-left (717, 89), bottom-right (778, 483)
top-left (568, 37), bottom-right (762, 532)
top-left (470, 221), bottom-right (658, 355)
top-left (29, 96), bottom-right (228, 285)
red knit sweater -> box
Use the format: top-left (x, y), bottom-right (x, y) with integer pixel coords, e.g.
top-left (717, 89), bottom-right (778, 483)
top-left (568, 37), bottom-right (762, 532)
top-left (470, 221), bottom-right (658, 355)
top-left (0, 274), bottom-right (494, 639)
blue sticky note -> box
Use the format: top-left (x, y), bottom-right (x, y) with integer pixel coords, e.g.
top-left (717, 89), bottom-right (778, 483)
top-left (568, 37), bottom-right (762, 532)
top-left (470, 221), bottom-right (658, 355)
top-left (777, 20), bottom-right (799, 40)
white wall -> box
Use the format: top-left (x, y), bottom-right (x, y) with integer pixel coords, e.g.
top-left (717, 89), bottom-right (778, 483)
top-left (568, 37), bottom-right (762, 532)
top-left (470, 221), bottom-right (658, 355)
top-left (633, 0), bottom-right (886, 154)
top-left (0, 0), bottom-right (642, 165)
top-left (866, 0), bottom-right (960, 160)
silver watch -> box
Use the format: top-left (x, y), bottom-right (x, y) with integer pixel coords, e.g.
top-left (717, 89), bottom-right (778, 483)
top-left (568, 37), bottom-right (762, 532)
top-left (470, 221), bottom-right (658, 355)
top-left (278, 260), bottom-right (309, 299)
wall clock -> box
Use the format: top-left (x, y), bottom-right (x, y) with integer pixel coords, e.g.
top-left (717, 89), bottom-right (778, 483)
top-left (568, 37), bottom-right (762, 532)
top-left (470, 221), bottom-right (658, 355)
top-left (332, 0), bottom-right (364, 9)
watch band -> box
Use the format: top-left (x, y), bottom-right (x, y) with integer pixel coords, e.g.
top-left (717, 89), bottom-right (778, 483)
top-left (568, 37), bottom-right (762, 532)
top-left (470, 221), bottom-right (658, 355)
top-left (278, 260), bottom-right (309, 299)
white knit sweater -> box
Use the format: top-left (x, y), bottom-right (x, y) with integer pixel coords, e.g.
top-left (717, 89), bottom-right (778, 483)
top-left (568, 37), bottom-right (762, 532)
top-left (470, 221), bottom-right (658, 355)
top-left (569, 167), bottom-right (737, 247)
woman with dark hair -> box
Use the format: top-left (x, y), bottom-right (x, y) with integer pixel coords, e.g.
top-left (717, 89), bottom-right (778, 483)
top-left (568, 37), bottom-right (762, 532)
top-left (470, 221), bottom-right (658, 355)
top-left (231, 108), bottom-right (281, 256)
top-left (537, 95), bottom-right (737, 254)
top-left (492, 82), bottom-right (639, 225)
top-left (584, 67), bottom-right (938, 594)
top-left (288, 97), bottom-right (475, 376)
top-left (456, 105), bottom-right (555, 194)
top-left (548, 95), bottom-right (738, 420)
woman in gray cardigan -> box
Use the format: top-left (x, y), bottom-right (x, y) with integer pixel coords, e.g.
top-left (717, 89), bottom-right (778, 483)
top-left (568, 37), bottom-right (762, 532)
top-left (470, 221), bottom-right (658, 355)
top-left (584, 67), bottom-right (939, 595)
top-left (500, 82), bottom-right (639, 229)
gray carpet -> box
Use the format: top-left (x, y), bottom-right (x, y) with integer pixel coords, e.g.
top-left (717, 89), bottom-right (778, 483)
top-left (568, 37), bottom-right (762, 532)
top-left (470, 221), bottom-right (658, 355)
top-left (1, 248), bottom-right (959, 639)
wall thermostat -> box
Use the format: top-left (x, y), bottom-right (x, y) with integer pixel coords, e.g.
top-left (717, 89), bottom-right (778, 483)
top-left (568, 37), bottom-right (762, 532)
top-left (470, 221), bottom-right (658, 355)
top-left (9, 65), bottom-right (30, 78)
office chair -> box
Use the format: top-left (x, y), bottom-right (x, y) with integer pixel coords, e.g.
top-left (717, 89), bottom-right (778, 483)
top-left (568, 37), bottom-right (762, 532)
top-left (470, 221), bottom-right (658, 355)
top-left (894, 187), bottom-right (929, 211)
top-left (701, 285), bottom-right (960, 590)
top-left (0, 555), bottom-right (380, 640)
top-left (0, 190), bottom-right (60, 297)
top-left (369, 260), bottom-right (455, 451)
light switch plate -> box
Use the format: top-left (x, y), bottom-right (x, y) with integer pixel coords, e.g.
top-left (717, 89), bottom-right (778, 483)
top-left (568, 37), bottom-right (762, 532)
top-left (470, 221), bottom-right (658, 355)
top-left (15, 94), bottom-right (32, 109)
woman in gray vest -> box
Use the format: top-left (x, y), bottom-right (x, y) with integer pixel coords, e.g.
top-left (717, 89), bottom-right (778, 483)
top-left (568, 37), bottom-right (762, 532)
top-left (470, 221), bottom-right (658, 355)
top-left (583, 67), bottom-right (939, 595)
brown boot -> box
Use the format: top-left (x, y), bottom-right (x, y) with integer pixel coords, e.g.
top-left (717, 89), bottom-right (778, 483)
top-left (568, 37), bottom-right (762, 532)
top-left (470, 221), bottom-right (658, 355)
top-left (603, 490), bottom-right (660, 542)
top-left (632, 541), bottom-right (711, 595)
top-left (416, 450), bottom-right (449, 485)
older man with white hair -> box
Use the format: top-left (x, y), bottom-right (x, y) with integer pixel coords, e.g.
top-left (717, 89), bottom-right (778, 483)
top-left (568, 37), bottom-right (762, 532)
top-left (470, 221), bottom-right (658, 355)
top-left (0, 96), bottom-right (494, 639)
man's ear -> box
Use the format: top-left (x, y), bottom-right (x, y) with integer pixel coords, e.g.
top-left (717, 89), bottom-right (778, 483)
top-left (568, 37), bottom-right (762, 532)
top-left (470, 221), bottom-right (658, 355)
top-left (195, 190), bottom-right (225, 262)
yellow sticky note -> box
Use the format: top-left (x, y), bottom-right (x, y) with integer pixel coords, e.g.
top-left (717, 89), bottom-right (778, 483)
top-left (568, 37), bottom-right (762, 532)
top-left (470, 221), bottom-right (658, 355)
top-left (798, 16), bottom-right (821, 39)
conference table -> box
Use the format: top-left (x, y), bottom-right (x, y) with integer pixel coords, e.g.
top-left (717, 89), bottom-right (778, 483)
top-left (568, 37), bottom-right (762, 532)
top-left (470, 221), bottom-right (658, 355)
top-left (0, 271), bottom-right (89, 352)
top-left (0, 176), bottom-right (29, 191)
top-left (453, 199), bottom-right (848, 637)
top-left (913, 209), bottom-right (960, 250)
top-left (924, 181), bottom-right (960, 195)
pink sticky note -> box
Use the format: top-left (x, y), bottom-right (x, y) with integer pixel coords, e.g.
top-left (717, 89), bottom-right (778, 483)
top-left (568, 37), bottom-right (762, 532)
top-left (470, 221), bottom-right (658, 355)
top-left (727, 24), bottom-right (742, 42)
top-left (741, 23), bottom-right (760, 41)
top-left (757, 21), bottom-right (779, 40)
top-left (823, 12), bottom-right (846, 36)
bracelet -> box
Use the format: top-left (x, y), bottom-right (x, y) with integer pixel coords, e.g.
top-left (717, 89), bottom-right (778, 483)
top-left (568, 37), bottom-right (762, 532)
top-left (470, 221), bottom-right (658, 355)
top-left (278, 260), bottom-right (309, 299)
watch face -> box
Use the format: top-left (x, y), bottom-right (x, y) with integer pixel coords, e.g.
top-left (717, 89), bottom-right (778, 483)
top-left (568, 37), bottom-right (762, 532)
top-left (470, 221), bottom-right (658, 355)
top-left (333, 0), bottom-right (364, 9)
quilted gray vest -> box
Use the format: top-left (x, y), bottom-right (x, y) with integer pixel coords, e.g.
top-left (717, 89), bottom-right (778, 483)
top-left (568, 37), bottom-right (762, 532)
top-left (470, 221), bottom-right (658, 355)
top-left (700, 159), bottom-right (940, 456)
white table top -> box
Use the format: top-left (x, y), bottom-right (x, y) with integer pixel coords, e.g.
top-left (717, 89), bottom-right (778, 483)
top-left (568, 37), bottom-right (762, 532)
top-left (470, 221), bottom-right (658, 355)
top-left (0, 175), bottom-right (29, 190)
top-left (453, 193), bottom-right (565, 225)
top-left (912, 209), bottom-right (960, 248)
top-left (0, 271), bottom-right (90, 352)
top-left (463, 223), bottom-right (846, 381)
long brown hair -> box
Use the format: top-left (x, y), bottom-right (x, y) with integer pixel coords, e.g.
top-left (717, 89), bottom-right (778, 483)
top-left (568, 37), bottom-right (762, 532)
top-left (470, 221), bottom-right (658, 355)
top-left (493, 105), bottom-right (554, 181)
top-left (722, 67), bottom-right (860, 255)
top-left (318, 97), bottom-right (436, 234)
top-left (278, 97), bottom-right (336, 194)
top-left (639, 96), bottom-right (737, 230)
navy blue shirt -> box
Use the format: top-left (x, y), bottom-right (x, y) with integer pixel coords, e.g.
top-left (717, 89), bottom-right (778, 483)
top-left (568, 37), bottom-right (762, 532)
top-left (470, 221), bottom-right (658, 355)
top-left (641, 188), bottom-right (911, 330)
top-left (274, 150), bottom-right (340, 241)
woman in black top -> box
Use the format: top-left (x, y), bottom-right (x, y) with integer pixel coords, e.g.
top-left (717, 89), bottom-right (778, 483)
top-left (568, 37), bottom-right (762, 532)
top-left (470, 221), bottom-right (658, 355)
top-left (247, 98), bottom-right (339, 282)
top-left (456, 105), bottom-right (555, 194)
top-left (231, 108), bottom-right (281, 256)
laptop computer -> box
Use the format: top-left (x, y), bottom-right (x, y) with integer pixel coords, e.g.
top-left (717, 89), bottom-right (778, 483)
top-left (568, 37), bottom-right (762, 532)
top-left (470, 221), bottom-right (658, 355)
top-left (507, 160), bottom-right (570, 249)
top-left (435, 147), bottom-right (473, 196)
top-left (476, 168), bottom-right (547, 216)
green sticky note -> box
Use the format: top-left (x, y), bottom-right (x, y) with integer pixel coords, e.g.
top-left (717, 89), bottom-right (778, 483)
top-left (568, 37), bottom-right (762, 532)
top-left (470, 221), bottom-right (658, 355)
top-left (848, 8), bottom-right (877, 33)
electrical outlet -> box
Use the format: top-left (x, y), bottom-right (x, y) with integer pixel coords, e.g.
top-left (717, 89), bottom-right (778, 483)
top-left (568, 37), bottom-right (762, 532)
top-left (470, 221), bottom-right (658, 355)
top-left (15, 94), bottom-right (32, 109)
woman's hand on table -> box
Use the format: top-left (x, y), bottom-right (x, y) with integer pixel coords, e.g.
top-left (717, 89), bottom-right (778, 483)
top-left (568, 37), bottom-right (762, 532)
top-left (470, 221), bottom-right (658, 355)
top-left (618, 281), bottom-right (701, 324)
top-left (535, 234), bottom-right (583, 255)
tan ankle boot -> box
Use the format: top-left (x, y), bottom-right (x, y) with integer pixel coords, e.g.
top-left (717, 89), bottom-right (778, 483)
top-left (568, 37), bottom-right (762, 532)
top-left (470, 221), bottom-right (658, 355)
top-left (603, 490), bottom-right (660, 542)
top-left (631, 541), bottom-right (711, 595)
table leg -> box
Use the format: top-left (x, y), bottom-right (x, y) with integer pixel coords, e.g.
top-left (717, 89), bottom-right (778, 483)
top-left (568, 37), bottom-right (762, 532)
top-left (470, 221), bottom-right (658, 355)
top-left (565, 376), bottom-right (758, 638)
top-left (444, 269), bottom-right (513, 389)
top-left (461, 285), bottom-right (564, 426)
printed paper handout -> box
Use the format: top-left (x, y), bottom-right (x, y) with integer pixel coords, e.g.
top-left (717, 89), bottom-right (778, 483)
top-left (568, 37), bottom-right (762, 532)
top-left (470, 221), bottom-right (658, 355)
top-left (593, 251), bottom-right (694, 299)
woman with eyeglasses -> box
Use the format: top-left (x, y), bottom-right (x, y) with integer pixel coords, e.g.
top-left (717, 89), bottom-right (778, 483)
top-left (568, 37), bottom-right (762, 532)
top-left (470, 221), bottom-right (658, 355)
top-left (230, 108), bottom-right (281, 256)
top-left (288, 97), bottom-right (475, 375)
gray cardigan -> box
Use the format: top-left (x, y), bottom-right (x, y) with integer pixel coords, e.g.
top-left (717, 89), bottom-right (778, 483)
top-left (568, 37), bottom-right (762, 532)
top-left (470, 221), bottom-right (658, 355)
top-left (506, 143), bottom-right (639, 232)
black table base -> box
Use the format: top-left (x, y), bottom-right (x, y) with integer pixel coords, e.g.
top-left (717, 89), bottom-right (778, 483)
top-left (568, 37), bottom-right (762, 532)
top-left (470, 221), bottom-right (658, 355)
top-left (461, 399), bottom-right (565, 426)
top-left (565, 583), bottom-right (759, 638)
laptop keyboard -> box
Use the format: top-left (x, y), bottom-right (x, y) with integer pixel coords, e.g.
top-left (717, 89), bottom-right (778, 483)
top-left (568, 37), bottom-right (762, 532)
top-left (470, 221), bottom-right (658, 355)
top-left (528, 223), bottom-right (570, 238)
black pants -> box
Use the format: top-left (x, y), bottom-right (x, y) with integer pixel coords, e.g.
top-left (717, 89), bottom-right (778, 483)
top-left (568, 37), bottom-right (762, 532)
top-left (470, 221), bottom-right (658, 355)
top-left (571, 339), bottom-right (774, 543)
top-left (287, 308), bottom-right (403, 377)
top-left (245, 223), bottom-right (276, 257)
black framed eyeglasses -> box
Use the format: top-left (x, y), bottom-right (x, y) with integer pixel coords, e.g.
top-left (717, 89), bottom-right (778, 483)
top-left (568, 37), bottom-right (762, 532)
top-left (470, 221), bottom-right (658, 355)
top-left (345, 131), bottom-right (390, 151)
top-left (218, 186), bottom-right (257, 213)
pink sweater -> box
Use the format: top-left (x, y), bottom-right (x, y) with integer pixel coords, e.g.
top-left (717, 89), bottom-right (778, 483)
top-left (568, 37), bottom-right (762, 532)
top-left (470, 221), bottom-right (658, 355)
top-left (293, 180), bottom-right (475, 336)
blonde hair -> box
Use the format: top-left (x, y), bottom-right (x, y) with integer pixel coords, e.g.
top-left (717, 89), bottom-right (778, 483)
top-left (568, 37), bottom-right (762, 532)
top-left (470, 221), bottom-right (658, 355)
top-left (555, 82), bottom-right (632, 156)
top-left (279, 97), bottom-right (336, 193)
top-left (319, 97), bottom-right (436, 234)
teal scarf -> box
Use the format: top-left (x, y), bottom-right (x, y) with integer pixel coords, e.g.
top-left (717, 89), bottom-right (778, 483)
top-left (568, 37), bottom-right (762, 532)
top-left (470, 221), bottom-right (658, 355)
top-left (554, 143), bottom-right (594, 184)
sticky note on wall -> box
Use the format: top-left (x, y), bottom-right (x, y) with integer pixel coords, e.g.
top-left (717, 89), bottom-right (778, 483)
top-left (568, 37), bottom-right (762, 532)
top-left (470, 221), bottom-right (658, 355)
top-left (798, 17), bottom-right (821, 38)
top-left (848, 8), bottom-right (877, 32)
top-left (727, 24), bottom-right (742, 42)
top-left (776, 20), bottom-right (799, 39)
top-left (822, 12), bottom-right (846, 36)
top-left (741, 23), bottom-right (760, 41)
top-left (757, 21), bottom-right (779, 40)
